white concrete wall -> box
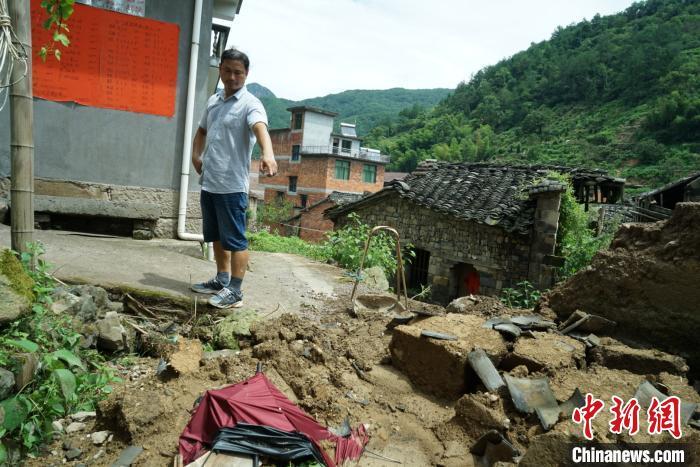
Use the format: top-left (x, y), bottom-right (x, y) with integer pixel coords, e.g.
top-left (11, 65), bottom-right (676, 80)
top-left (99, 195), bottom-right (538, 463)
top-left (301, 112), bottom-right (334, 147)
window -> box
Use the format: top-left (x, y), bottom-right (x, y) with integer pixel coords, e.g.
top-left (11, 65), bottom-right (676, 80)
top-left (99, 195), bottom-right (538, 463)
top-left (334, 160), bottom-right (350, 180)
top-left (288, 176), bottom-right (297, 193)
top-left (291, 145), bottom-right (300, 161)
top-left (332, 138), bottom-right (339, 154)
top-left (300, 194), bottom-right (308, 208)
top-left (341, 139), bottom-right (352, 153)
top-left (293, 112), bottom-right (303, 130)
top-left (362, 164), bottom-right (377, 183)
top-left (276, 191), bottom-right (285, 200)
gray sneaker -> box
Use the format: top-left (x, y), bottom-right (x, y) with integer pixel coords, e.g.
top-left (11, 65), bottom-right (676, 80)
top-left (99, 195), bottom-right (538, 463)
top-left (191, 277), bottom-right (226, 294)
top-left (208, 287), bottom-right (243, 309)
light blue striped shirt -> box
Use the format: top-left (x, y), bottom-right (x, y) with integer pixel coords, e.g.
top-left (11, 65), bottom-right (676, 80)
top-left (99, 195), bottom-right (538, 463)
top-left (198, 86), bottom-right (267, 194)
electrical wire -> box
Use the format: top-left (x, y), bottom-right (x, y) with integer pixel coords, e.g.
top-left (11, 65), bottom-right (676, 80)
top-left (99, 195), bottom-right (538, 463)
top-left (0, 0), bottom-right (28, 111)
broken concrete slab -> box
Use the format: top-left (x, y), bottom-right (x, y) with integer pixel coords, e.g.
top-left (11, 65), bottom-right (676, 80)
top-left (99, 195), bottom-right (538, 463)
top-left (505, 332), bottom-right (585, 372)
top-left (590, 341), bottom-right (688, 376)
top-left (390, 314), bottom-right (507, 398)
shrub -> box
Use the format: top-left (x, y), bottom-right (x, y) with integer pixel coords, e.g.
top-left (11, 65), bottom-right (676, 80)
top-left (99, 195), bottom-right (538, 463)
top-left (248, 230), bottom-right (329, 262)
top-left (325, 213), bottom-right (400, 277)
top-left (500, 280), bottom-right (542, 309)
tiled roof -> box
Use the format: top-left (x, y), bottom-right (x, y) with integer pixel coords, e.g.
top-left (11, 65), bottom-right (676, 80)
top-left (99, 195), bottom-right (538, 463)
top-left (327, 162), bottom-right (620, 234)
top-left (328, 191), bottom-right (364, 205)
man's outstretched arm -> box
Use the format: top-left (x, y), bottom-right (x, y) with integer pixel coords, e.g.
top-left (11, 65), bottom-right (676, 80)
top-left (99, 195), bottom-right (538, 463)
top-left (253, 122), bottom-right (277, 176)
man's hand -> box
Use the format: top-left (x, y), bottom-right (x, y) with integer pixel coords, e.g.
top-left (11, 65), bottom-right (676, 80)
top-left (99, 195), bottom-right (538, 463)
top-left (261, 155), bottom-right (277, 176)
top-left (253, 122), bottom-right (277, 176)
top-left (192, 127), bottom-right (207, 175)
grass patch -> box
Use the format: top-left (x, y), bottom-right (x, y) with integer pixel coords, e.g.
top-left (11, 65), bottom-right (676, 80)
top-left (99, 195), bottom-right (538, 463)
top-left (248, 230), bottom-right (330, 262)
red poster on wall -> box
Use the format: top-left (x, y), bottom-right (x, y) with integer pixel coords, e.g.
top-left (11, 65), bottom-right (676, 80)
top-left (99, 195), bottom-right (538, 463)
top-left (31, 0), bottom-right (179, 117)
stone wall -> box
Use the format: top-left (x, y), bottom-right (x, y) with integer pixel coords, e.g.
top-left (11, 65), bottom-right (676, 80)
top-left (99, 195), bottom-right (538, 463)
top-left (0, 177), bottom-right (202, 238)
top-left (334, 193), bottom-right (533, 301)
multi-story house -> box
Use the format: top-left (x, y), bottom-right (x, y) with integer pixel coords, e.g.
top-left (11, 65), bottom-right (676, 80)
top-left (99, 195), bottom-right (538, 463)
top-left (261, 106), bottom-right (389, 240)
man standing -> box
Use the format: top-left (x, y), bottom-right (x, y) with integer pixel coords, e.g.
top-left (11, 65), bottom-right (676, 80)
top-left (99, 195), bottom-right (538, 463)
top-left (191, 49), bottom-right (277, 309)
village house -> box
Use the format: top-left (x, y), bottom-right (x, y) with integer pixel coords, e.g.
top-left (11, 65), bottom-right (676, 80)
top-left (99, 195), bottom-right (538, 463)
top-left (633, 171), bottom-right (700, 221)
top-left (0, 0), bottom-right (243, 239)
top-left (326, 160), bottom-right (625, 303)
top-left (260, 106), bottom-right (389, 241)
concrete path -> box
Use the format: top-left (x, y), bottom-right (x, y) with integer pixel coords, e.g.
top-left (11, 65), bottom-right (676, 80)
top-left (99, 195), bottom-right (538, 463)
top-left (0, 224), bottom-right (347, 315)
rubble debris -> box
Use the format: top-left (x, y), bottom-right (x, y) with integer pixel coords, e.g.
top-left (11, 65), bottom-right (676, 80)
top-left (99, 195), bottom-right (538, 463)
top-left (64, 448), bottom-right (82, 460)
top-left (634, 381), bottom-right (698, 426)
top-left (504, 375), bottom-right (560, 430)
top-left (421, 330), bottom-right (458, 341)
top-left (168, 338), bottom-right (203, 375)
top-left (541, 202), bottom-right (700, 374)
top-left (468, 348), bottom-right (505, 391)
top-left (112, 445), bottom-right (143, 466)
top-left (590, 341), bottom-right (689, 376)
top-left (445, 294), bottom-right (509, 317)
top-left (506, 332), bottom-right (585, 372)
top-left (518, 431), bottom-right (575, 467)
top-left (96, 311), bottom-right (128, 351)
top-left (361, 266), bottom-right (390, 291)
top-left (90, 430), bottom-right (110, 445)
top-left (390, 314), bottom-right (507, 398)
top-left (70, 411), bottom-right (97, 422)
top-left (65, 422), bottom-right (87, 433)
top-left (470, 430), bottom-right (520, 466)
top-left (455, 393), bottom-right (511, 439)
top-left (558, 388), bottom-right (585, 418)
top-left (213, 310), bottom-right (259, 350)
top-left (567, 332), bottom-right (600, 349)
top-left (558, 310), bottom-right (616, 335)
top-left (493, 323), bottom-right (522, 339)
top-left (352, 293), bottom-right (407, 319)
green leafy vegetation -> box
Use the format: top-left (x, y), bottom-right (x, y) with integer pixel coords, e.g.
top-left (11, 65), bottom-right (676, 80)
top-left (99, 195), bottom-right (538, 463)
top-left (363, 0), bottom-right (700, 188)
top-left (248, 230), bottom-right (328, 262)
top-left (248, 84), bottom-right (451, 136)
top-left (0, 244), bottom-right (120, 459)
top-left (249, 213), bottom-right (410, 279)
top-left (548, 173), bottom-right (617, 278)
top-left (257, 198), bottom-right (294, 226)
top-left (38, 0), bottom-right (75, 61)
top-left (500, 281), bottom-right (542, 309)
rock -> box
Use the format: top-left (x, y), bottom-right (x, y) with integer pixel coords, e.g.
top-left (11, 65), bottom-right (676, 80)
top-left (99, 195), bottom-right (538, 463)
top-left (0, 271), bottom-right (31, 325)
top-left (65, 422), bottom-right (87, 433)
top-left (213, 309), bottom-right (259, 350)
top-left (96, 311), bottom-right (127, 351)
top-left (0, 198), bottom-right (7, 223)
top-left (505, 332), bottom-right (585, 372)
top-left (0, 368), bottom-right (15, 400)
top-left (362, 266), bottom-right (389, 291)
top-left (90, 430), bottom-right (110, 445)
top-left (390, 314), bottom-right (507, 398)
top-left (52, 420), bottom-right (64, 433)
top-left (70, 411), bottom-right (96, 421)
top-left (168, 338), bottom-right (203, 375)
top-left (65, 448), bottom-right (82, 461)
top-left (201, 349), bottom-right (239, 361)
top-left (590, 341), bottom-right (688, 376)
top-left (445, 295), bottom-right (479, 314)
top-left (510, 364), bottom-right (529, 378)
top-left (13, 352), bottom-right (39, 391)
top-left (132, 229), bottom-right (153, 240)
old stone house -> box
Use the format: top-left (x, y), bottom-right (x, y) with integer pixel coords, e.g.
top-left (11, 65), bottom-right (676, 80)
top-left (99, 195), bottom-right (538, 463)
top-left (326, 161), bottom-right (625, 303)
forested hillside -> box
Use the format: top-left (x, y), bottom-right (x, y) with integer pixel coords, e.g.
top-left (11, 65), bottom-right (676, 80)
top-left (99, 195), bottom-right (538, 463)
top-left (247, 84), bottom-right (451, 136)
top-left (363, 0), bottom-right (700, 187)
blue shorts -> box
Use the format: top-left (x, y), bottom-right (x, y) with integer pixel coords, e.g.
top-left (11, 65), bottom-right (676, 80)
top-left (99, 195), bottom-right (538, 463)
top-left (200, 191), bottom-right (248, 251)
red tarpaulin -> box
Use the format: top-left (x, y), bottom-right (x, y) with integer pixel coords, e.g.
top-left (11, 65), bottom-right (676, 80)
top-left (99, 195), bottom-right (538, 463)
top-left (178, 372), bottom-right (368, 466)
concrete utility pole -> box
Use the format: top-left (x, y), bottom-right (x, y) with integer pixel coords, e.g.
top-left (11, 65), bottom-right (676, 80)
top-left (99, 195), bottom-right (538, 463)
top-left (8, 0), bottom-right (34, 253)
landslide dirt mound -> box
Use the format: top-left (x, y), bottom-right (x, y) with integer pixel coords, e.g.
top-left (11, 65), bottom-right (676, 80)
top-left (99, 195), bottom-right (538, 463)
top-left (540, 202), bottom-right (700, 375)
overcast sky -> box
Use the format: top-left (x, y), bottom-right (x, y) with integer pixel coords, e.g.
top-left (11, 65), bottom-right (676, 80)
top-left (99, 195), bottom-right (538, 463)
top-left (227, 0), bottom-right (636, 101)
